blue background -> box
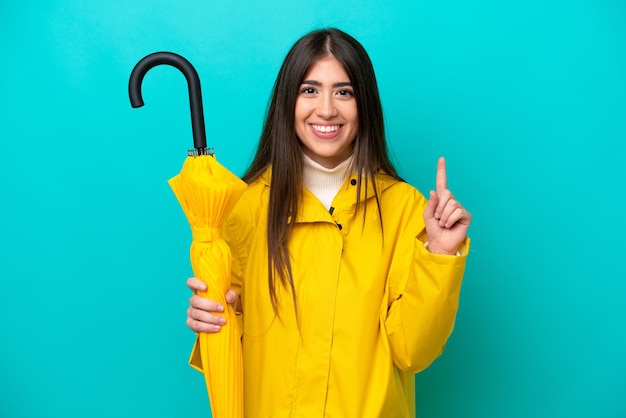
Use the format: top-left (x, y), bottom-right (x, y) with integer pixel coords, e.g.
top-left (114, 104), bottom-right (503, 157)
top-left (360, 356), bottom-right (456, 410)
top-left (1, 1), bottom-right (625, 417)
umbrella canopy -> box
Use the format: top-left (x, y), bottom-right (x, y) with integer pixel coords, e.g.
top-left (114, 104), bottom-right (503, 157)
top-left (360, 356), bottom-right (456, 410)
top-left (129, 52), bottom-right (246, 417)
top-left (169, 153), bottom-right (246, 418)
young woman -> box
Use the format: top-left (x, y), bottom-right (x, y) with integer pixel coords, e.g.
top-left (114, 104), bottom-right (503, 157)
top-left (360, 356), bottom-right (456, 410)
top-left (186, 28), bottom-right (471, 417)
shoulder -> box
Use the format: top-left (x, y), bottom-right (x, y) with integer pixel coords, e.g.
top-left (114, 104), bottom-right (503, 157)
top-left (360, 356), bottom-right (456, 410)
top-left (228, 168), bottom-right (270, 226)
top-left (376, 172), bottom-right (427, 208)
top-left (375, 174), bottom-right (429, 238)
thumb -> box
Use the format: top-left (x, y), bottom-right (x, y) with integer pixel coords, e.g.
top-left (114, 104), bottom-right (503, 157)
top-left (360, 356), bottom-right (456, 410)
top-left (225, 289), bottom-right (238, 305)
top-left (423, 190), bottom-right (438, 220)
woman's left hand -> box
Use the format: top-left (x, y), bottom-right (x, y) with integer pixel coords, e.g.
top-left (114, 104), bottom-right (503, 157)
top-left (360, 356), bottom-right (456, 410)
top-left (423, 157), bottom-right (472, 255)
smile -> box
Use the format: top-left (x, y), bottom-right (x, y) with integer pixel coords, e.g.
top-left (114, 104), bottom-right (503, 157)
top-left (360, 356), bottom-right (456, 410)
top-left (311, 124), bottom-right (340, 133)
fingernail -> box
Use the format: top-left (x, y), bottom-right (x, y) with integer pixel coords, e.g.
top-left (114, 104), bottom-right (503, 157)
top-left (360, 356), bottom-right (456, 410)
top-left (214, 325), bottom-right (221, 331)
top-left (217, 305), bottom-right (224, 312)
top-left (219, 318), bottom-right (227, 325)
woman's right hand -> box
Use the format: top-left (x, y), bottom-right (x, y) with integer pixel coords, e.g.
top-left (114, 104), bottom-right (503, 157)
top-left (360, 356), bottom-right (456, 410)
top-left (186, 277), bottom-right (238, 333)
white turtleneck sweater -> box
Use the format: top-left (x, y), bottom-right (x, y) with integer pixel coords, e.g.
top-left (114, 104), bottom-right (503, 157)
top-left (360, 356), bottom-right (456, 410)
top-left (302, 153), bottom-right (353, 210)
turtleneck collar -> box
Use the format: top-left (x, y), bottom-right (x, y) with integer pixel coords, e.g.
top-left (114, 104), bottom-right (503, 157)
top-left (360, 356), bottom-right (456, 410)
top-left (302, 153), bottom-right (354, 210)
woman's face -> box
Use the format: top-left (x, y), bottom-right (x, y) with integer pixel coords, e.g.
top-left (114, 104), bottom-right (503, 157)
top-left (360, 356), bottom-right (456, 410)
top-left (294, 57), bottom-right (358, 169)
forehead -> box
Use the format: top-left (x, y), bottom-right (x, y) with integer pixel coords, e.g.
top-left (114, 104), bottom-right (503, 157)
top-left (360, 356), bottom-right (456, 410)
top-left (303, 57), bottom-right (350, 82)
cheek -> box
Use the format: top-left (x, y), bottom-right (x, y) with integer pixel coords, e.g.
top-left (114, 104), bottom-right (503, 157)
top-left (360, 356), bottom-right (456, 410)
top-left (349, 114), bottom-right (359, 132)
top-left (294, 104), bottom-right (310, 125)
top-left (345, 103), bottom-right (358, 124)
top-left (294, 107), bottom-right (307, 138)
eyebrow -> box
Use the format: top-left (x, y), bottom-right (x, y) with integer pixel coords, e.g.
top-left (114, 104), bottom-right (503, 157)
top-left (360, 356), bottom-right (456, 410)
top-left (301, 80), bottom-right (353, 88)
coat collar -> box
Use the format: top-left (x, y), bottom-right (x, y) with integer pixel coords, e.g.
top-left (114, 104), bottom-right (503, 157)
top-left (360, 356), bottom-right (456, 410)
top-left (256, 167), bottom-right (400, 224)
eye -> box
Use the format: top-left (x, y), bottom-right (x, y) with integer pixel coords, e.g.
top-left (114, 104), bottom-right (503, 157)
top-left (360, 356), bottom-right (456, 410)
top-left (337, 89), bottom-right (354, 98)
top-left (300, 87), bottom-right (316, 95)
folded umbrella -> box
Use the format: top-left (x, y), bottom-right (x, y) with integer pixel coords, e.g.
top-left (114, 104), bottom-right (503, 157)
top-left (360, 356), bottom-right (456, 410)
top-left (129, 52), bottom-right (246, 418)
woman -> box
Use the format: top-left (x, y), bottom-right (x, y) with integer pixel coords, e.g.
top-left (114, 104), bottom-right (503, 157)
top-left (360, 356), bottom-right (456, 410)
top-left (186, 28), bottom-right (471, 417)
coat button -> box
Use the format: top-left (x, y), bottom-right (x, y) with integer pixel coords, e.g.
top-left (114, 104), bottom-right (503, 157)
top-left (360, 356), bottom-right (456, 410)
top-left (336, 223), bottom-right (343, 230)
top-left (350, 179), bottom-right (357, 186)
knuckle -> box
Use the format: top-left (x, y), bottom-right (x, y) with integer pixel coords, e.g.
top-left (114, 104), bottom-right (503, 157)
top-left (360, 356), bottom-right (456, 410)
top-left (186, 317), bottom-right (196, 330)
top-left (188, 308), bottom-right (197, 320)
top-left (186, 277), bottom-right (197, 289)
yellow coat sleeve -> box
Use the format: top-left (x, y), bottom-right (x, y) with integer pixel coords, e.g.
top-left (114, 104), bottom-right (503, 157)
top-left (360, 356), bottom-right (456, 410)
top-left (384, 236), bottom-right (469, 373)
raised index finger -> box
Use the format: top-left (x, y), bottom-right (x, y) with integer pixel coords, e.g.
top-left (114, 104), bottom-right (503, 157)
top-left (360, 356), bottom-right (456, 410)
top-left (436, 156), bottom-right (447, 193)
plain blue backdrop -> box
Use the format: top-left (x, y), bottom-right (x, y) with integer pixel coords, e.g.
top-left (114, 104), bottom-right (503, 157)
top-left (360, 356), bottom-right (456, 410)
top-left (1, 1), bottom-right (625, 417)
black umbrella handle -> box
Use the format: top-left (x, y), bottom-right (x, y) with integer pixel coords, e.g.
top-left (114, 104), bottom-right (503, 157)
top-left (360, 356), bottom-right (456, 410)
top-left (129, 52), bottom-right (209, 153)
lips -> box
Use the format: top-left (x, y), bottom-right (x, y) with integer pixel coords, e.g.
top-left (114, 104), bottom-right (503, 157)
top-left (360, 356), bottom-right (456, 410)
top-left (310, 124), bottom-right (343, 139)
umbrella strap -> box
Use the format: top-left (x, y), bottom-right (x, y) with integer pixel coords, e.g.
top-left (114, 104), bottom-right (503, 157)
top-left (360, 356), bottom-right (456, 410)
top-left (192, 227), bottom-right (222, 243)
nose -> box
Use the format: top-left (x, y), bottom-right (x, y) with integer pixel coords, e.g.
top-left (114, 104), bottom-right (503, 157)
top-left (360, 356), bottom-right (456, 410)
top-left (316, 93), bottom-right (337, 119)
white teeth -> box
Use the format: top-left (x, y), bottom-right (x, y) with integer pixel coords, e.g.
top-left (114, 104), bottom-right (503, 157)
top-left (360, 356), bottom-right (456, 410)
top-left (312, 125), bottom-right (340, 133)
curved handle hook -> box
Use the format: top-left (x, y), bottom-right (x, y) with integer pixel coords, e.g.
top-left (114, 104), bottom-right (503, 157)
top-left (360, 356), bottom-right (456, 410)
top-left (129, 52), bottom-right (207, 152)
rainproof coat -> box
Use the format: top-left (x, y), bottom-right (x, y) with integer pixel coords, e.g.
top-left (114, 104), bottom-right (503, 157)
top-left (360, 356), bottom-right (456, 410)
top-left (190, 168), bottom-right (469, 418)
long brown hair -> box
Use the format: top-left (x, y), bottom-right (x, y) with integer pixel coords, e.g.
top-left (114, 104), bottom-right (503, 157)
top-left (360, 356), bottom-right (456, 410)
top-left (242, 28), bottom-right (401, 313)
